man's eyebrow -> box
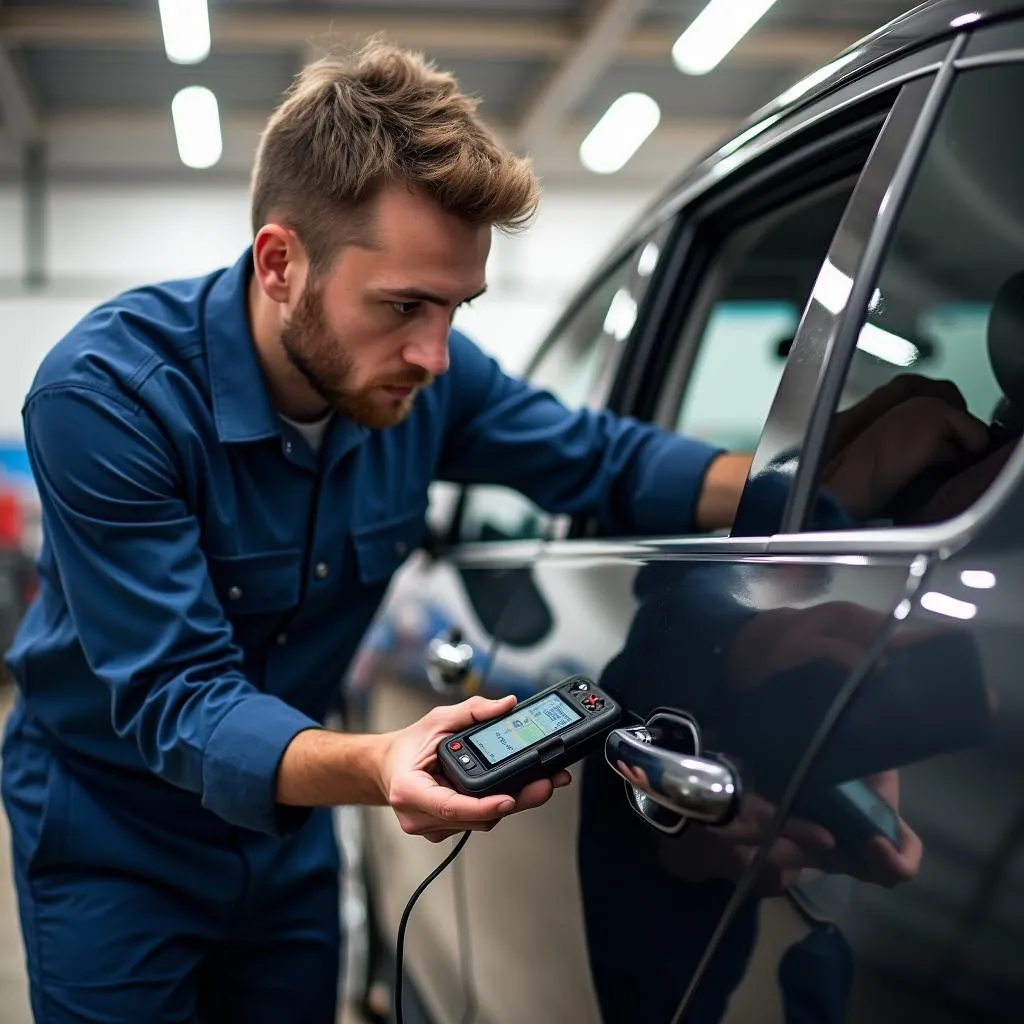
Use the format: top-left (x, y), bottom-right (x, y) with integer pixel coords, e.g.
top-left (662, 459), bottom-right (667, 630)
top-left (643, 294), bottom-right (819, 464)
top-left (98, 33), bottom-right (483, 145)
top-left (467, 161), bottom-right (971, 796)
top-left (383, 285), bottom-right (488, 306)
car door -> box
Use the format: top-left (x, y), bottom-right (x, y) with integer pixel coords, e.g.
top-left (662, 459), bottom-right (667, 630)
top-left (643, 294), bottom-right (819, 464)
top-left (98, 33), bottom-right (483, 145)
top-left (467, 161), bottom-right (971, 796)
top-left (707, 27), bottom-right (1024, 1024)
top-left (354, 233), bottom-right (669, 1024)
top-left (449, 43), bottom-right (956, 1024)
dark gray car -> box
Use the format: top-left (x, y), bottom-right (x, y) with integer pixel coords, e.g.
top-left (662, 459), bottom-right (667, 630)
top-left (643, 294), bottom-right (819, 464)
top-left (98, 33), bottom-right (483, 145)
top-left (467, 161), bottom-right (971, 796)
top-left (349, 3), bottom-right (1024, 1021)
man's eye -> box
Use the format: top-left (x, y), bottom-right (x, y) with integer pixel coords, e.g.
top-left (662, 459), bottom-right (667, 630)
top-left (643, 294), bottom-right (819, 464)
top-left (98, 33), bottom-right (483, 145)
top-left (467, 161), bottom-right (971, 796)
top-left (391, 301), bottom-right (419, 316)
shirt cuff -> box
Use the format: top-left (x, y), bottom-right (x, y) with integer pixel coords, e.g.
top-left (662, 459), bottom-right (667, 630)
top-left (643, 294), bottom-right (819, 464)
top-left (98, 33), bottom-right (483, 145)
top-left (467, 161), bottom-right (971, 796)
top-left (201, 695), bottom-right (321, 836)
top-left (628, 435), bottom-right (723, 535)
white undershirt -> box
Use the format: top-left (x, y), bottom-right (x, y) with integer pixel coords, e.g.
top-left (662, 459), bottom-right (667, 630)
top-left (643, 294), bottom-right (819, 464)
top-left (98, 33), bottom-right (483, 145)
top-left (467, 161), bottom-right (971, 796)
top-left (280, 413), bottom-right (333, 453)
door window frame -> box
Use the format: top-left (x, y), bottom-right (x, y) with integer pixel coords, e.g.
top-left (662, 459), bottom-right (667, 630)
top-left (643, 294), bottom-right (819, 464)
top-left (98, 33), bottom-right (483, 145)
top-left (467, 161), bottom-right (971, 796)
top-left (769, 40), bottom-right (1024, 555)
top-left (558, 46), bottom-right (949, 549)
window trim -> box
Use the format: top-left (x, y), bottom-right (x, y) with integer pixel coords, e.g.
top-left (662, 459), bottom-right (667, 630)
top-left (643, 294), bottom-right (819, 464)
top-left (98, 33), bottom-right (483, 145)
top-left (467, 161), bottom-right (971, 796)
top-left (768, 52), bottom-right (1024, 557)
top-left (776, 51), bottom-right (964, 535)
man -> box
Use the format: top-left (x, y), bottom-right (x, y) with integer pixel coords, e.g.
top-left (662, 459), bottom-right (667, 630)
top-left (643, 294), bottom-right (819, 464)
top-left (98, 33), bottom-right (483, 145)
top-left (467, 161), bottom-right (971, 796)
top-left (0, 40), bottom-right (991, 1024)
top-left (0, 42), bottom-right (752, 1024)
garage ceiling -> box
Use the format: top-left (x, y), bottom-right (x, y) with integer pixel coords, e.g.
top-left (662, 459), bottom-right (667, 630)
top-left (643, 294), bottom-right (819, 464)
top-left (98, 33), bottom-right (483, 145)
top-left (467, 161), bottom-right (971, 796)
top-left (0, 0), bottom-right (917, 187)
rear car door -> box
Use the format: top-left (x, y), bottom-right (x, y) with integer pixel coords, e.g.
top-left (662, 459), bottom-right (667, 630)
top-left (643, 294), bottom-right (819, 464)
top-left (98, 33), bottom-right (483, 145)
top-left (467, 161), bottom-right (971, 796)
top-left (455, 44), bottom-right (954, 1024)
top-left (709, 26), bottom-right (1024, 1024)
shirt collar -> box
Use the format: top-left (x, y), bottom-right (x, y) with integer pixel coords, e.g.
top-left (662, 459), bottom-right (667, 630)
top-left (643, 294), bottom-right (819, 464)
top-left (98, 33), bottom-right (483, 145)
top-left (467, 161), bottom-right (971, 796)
top-left (204, 247), bottom-right (282, 444)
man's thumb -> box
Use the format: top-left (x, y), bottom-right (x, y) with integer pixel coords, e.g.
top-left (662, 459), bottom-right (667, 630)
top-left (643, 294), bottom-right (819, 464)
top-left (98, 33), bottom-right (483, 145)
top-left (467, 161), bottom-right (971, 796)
top-left (445, 694), bottom-right (516, 730)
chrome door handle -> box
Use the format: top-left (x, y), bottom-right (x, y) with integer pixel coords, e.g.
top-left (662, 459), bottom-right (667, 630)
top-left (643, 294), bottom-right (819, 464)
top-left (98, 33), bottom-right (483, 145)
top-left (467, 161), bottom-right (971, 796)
top-left (606, 724), bottom-right (739, 827)
top-left (426, 629), bottom-right (476, 695)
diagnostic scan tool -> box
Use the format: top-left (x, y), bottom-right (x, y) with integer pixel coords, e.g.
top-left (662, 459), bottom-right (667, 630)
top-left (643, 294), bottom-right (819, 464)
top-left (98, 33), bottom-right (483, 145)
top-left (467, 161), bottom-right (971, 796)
top-left (437, 676), bottom-right (621, 797)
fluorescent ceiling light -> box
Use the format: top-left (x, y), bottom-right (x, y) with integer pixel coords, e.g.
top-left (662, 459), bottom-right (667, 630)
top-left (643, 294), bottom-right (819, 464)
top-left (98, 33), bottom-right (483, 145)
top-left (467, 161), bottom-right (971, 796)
top-left (960, 569), bottom-right (996, 589)
top-left (171, 86), bottom-right (222, 169)
top-left (672, 0), bottom-right (778, 76)
top-left (637, 242), bottom-right (660, 276)
top-left (812, 259), bottom-right (853, 316)
top-left (603, 288), bottom-right (638, 341)
top-left (857, 323), bottom-right (919, 367)
top-left (920, 591), bottom-right (977, 620)
top-left (158, 0), bottom-right (211, 65)
top-left (580, 93), bottom-right (661, 174)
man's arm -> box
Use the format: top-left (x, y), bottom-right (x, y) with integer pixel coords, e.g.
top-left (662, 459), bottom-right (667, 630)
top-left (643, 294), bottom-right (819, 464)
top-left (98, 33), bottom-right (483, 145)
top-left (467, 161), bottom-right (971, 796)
top-left (25, 385), bottom-right (564, 838)
top-left (695, 452), bottom-right (753, 532)
top-left (438, 331), bottom-right (747, 535)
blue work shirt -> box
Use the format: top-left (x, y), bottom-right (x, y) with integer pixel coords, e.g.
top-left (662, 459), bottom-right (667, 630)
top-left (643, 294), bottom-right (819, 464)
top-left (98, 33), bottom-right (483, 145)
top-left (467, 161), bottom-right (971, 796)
top-left (4, 248), bottom-right (720, 838)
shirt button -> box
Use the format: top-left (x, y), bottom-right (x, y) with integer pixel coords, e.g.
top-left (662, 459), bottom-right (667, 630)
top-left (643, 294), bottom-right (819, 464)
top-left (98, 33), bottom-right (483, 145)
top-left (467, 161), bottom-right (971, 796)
top-left (394, 541), bottom-right (408, 557)
top-left (276, 633), bottom-right (288, 646)
top-left (227, 586), bottom-right (243, 601)
top-left (314, 562), bottom-right (329, 580)
top-left (284, 441), bottom-right (293, 455)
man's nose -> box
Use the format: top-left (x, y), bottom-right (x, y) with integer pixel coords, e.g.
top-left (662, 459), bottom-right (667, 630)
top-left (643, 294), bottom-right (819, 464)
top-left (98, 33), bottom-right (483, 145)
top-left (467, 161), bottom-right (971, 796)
top-left (403, 322), bottom-right (451, 377)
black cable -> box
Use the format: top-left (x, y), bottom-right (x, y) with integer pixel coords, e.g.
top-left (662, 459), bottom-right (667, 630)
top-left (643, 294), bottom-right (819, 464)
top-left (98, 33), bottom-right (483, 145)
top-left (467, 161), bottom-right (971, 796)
top-left (394, 830), bottom-right (472, 1024)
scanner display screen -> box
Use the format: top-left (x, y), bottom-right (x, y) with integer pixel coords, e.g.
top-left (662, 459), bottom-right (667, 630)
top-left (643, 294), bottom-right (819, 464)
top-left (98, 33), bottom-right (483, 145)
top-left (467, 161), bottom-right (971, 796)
top-left (469, 693), bottom-right (583, 766)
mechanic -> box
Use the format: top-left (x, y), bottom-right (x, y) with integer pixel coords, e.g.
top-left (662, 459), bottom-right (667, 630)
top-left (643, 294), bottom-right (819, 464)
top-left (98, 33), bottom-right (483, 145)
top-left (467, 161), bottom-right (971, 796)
top-left (0, 42), bottom-right (749, 1024)
top-left (0, 40), bottom-right (990, 1024)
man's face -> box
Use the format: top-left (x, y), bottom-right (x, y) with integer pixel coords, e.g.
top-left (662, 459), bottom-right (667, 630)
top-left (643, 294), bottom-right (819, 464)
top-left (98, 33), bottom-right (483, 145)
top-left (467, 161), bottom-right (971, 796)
top-left (280, 185), bottom-right (490, 429)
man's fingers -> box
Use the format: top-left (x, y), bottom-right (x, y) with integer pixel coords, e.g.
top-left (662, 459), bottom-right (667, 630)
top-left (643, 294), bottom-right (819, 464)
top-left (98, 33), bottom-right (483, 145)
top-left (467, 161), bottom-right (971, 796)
top-left (507, 777), bottom-right (562, 812)
top-left (862, 821), bottom-right (923, 885)
top-left (779, 815), bottom-right (835, 850)
top-left (398, 771), bottom-right (516, 824)
top-left (830, 375), bottom-right (966, 454)
top-left (938, 403), bottom-right (990, 454)
top-left (431, 694), bottom-right (517, 736)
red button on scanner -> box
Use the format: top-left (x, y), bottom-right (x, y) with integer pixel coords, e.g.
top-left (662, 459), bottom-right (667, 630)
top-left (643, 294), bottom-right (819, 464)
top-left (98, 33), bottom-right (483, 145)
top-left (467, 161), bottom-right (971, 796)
top-left (449, 742), bottom-right (463, 752)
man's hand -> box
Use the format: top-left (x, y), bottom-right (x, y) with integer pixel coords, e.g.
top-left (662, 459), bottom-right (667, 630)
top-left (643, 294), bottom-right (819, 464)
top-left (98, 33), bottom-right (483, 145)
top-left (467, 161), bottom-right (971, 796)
top-left (656, 777), bottom-right (922, 896)
top-left (274, 695), bottom-right (570, 841)
top-left (379, 695), bottom-right (571, 843)
top-left (657, 792), bottom-right (836, 897)
top-left (822, 376), bottom-right (989, 518)
top-left (812, 771), bottom-right (923, 888)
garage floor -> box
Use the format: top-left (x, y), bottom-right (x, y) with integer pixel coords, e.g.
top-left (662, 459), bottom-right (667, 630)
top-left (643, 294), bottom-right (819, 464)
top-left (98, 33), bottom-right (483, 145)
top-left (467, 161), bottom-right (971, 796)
top-left (0, 689), bottom-right (31, 1024)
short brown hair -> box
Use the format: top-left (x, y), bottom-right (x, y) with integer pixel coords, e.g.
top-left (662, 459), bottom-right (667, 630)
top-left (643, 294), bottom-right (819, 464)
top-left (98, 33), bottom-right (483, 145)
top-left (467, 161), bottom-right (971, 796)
top-left (251, 39), bottom-right (540, 273)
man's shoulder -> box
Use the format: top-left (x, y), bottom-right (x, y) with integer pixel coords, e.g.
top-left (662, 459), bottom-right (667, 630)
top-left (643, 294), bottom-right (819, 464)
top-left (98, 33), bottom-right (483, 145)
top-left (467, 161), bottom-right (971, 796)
top-left (29, 267), bottom-right (227, 407)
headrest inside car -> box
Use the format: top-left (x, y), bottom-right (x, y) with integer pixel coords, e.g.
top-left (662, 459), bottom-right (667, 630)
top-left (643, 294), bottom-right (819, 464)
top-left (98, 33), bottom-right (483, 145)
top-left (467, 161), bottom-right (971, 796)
top-left (987, 270), bottom-right (1024, 410)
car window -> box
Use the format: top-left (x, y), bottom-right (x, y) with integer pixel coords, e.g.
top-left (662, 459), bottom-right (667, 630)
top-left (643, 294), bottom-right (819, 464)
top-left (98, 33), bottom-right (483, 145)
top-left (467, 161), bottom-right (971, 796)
top-left (802, 64), bottom-right (1024, 532)
top-left (663, 182), bottom-right (858, 462)
top-left (457, 242), bottom-right (657, 543)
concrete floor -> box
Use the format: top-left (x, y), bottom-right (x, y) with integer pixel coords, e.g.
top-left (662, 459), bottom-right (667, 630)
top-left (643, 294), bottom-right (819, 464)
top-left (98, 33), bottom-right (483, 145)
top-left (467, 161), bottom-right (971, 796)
top-left (0, 691), bottom-right (32, 1024)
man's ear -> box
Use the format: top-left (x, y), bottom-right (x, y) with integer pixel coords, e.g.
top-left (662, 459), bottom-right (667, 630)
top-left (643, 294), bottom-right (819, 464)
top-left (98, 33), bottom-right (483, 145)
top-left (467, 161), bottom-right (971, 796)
top-left (252, 224), bottom-right (308, 305)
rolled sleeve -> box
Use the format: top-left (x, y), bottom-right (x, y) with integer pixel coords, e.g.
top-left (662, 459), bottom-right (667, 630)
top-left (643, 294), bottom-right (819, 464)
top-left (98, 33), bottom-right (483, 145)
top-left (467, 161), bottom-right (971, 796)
top-left (202, 697), bottom-right (320, 835)
top-left (621, 432), bottom-right (723, 535)
top-left (23, 385), bottom-right (319, 835)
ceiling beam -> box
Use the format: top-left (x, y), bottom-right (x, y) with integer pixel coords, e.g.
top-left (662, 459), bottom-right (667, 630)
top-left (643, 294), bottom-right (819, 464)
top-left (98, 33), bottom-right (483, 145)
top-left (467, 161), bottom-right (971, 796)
top-left (0, 45), bottom-right (38, 142)
top-left (0, 8), bottom-right (860, 67)
top-left (0, 110), bottom-right (735, 187)
top-left (516, 0), bottom-right (649, 149)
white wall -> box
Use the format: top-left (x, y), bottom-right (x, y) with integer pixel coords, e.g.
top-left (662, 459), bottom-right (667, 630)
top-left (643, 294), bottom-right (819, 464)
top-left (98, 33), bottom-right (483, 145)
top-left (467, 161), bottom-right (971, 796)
top-left (0, 182), bottom-right (653, 441)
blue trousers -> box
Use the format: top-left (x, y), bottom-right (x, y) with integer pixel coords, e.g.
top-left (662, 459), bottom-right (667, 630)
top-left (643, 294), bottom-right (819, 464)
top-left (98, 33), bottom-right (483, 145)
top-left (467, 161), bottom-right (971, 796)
top-left (2, 713), bottom-right (342, 1024)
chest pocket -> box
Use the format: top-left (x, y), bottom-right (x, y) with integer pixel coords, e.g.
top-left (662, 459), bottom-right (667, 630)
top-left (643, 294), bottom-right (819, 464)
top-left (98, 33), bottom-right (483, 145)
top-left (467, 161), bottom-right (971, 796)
top-left (352, 505), bottom-right (427, 586)
top-left (206, 548), bottom-right (302, 615)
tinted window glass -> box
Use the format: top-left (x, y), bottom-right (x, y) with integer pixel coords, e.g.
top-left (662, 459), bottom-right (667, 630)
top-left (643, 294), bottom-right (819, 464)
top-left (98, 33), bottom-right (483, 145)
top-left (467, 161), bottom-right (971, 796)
top-left (667, 184), bottom-right (856, 455)
top-left (458, 243), bottom-right (657, 543)
top-left (806, 66), bottom-right (1024, 531)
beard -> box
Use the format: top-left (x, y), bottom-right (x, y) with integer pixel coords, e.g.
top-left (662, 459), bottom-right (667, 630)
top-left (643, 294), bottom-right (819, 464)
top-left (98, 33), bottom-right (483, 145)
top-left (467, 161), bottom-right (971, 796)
top-left (279, 285), bottom-right (432, 429)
